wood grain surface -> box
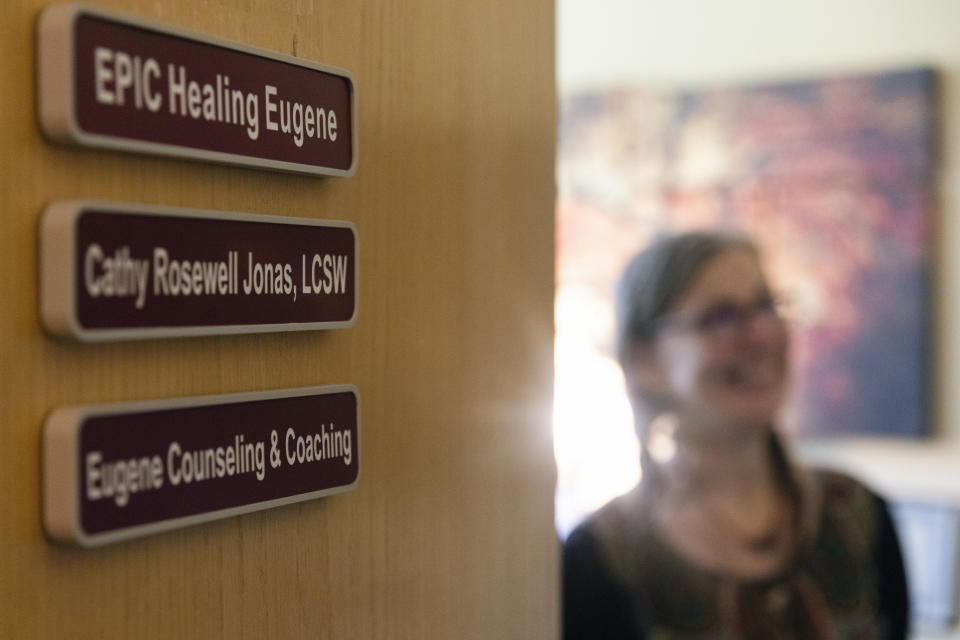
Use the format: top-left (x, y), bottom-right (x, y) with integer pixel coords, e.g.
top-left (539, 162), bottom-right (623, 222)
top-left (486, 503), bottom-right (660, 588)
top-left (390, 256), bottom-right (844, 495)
top-left (0, 1), bottom-right (557, 637)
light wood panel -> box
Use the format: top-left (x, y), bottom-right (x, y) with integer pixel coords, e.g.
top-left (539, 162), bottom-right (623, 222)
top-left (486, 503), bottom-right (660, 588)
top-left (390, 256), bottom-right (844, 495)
top-left (0, 1), bottom-right (557, 637)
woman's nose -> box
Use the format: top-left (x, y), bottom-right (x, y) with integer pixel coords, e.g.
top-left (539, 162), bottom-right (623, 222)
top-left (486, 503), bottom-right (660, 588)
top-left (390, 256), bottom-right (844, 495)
top-left (742, 309), bottom-right (786, 346)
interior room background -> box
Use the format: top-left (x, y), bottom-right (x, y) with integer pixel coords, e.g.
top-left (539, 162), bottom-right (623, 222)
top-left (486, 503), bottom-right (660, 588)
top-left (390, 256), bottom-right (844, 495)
top-left (555, 1), bottom-right (960, 635)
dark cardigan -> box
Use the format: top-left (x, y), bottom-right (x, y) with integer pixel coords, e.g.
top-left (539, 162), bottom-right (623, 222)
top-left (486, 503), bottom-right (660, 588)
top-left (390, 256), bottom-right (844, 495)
top-left (563, 469), bottom-right (909, 639)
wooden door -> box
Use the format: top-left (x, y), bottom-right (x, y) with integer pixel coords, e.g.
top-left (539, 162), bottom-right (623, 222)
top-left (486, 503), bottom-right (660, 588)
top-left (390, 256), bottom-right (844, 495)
top-left (0, 1), bottom-right (557, 637)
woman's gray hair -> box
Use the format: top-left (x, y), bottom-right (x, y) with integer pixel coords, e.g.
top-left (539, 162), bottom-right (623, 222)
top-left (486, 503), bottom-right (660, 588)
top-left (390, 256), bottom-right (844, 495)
top-left (614, 230), bottom-right (755, 361)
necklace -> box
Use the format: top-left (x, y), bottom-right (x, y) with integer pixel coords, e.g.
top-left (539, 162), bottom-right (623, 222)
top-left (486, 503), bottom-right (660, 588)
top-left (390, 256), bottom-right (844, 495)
top-left (654, 480), bottom-right (796, 580)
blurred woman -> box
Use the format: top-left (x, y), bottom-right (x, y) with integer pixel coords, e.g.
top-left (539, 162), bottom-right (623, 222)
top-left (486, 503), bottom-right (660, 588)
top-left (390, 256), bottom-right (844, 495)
top-left (562, 231), bottom-right (908, 639)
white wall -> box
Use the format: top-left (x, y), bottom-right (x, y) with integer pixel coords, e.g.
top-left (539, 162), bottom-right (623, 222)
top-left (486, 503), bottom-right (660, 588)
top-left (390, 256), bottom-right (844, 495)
top-left (558, 0), bottom-right (960, 503)
top-left (559, 0), bottom-right (960, 91)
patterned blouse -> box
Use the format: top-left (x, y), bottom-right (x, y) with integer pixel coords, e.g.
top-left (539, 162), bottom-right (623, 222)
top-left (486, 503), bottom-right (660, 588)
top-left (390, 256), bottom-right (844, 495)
top-left (563, 470), bottom-right (908, 639)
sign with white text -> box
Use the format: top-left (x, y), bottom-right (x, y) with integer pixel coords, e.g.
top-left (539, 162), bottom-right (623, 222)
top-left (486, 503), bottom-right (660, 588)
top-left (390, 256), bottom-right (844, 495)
top-left (41, 201), bottom-right (357, 341)
top-left (43, 386), bottom-right (360, 547)
top-left (38, 4), bottom-right (356, 176)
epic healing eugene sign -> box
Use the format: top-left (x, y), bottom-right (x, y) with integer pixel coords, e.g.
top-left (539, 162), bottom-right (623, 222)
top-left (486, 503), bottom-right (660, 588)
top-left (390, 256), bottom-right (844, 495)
top-left (43, 386), bottom-right (360, 547)
top-left (37, 4), bottom-right (356, 176)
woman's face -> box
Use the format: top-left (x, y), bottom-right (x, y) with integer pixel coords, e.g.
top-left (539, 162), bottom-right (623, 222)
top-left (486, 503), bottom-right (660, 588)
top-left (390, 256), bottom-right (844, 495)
top-left (647, 247), bottom-right (788, 432)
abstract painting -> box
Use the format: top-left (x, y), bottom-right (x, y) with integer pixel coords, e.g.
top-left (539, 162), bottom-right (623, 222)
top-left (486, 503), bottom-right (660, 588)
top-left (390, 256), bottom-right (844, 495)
top-left (557, 67), bottom-right (936, 438)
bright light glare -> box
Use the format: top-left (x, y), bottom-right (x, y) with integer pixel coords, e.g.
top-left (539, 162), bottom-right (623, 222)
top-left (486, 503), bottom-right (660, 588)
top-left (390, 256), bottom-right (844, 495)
top-left (553, 287), bottom-right (640, 538)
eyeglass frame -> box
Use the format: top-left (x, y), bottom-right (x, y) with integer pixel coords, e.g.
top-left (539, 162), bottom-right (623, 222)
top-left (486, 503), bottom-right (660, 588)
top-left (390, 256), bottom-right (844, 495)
top-left (652, 292), bottom-right (788, 339)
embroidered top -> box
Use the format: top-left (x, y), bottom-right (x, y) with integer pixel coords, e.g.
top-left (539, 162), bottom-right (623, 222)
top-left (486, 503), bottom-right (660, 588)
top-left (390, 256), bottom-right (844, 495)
top-left (563, 470), bottom-right (908, 640)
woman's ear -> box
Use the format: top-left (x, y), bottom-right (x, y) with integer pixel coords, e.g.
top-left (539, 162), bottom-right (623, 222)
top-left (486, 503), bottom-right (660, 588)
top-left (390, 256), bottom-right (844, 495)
top-left (621, 340), bottom-right (669, 397)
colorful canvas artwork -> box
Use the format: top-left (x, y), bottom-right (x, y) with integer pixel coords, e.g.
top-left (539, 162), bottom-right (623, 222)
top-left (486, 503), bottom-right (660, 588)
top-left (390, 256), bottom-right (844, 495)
top-left (557, 68), bottom-right (936, 437)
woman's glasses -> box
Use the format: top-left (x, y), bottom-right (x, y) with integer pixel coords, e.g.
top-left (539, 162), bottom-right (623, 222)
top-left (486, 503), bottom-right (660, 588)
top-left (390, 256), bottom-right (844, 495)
top-left (655, 293), bottom-right (786, 338)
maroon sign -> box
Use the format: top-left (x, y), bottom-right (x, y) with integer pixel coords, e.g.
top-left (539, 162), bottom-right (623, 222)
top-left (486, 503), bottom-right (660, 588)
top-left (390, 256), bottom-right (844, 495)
top-left (41, 201), bottom-right (357, 341)
top-left (43, 386), bottom-right (360, 546)
top-left (38, 5), bottom-right (356, 177)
